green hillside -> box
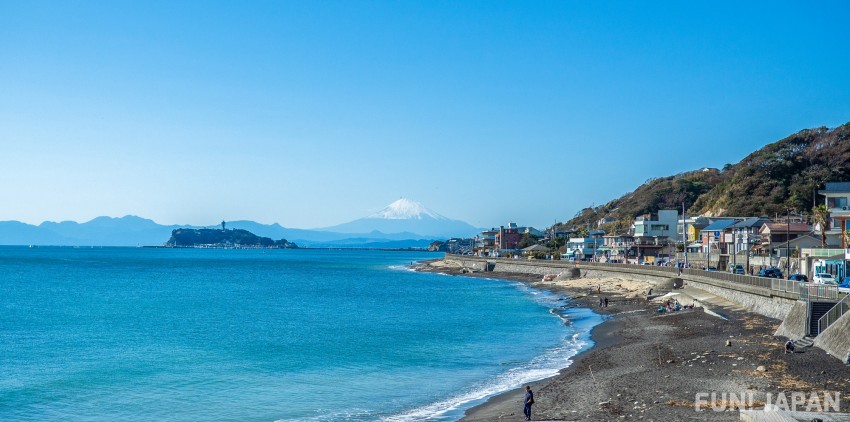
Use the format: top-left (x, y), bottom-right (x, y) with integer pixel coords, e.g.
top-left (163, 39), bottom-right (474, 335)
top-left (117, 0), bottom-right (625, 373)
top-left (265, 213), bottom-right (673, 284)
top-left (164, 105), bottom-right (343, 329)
top-left (692, 123), bottom-right (850, 217)
top-left (560, 122), bottom-right (850, 232)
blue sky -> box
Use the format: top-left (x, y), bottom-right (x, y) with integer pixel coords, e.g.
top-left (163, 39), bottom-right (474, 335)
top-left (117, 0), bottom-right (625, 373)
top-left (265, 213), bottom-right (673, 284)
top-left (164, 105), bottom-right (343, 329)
top-left (2, 1), bottom-right (849, 229)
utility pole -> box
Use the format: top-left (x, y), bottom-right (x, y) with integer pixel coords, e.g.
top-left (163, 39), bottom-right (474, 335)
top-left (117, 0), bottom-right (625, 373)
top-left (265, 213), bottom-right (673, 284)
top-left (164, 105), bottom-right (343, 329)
top-left (732, 227), bottom-right (737, 271)
top-left (786, 209), bottom-right (791, 274)
top-left (682, 202), bottom-right (688, 268)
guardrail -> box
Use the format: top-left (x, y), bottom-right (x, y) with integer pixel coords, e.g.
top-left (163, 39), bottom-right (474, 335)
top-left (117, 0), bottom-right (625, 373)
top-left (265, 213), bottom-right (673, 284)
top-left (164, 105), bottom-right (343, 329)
top-left (800, 283), bottom-right (840, 301)
top-left (453, 255), bottom-right (796, 298)
top-left (818, 293), bottom-right (850, 334)
top-left (559, 260), bottom-right (777, 291)
top-left (682, 268), bottom-right (773, 289)
top-left (772, 278), bottom-right (804, 295)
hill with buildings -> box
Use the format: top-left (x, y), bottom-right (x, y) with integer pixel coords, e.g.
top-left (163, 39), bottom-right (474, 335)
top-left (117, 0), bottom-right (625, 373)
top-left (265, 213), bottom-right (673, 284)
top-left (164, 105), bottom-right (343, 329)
top-left (561, 122), bottom-right (850, 232)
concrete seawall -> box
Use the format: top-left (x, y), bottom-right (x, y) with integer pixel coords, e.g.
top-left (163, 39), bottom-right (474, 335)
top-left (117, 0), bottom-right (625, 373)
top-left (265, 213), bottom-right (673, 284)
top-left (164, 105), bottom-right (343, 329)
top-left (447, 256), bottom-right (796, 320)
top-left (815, 310), bottom-right (850, 363)
top-left (442, 255), bottom-right (850, 364)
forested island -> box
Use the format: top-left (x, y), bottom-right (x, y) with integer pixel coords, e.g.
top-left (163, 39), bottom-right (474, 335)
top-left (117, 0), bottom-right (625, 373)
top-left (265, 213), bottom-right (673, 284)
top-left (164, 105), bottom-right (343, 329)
top-left (165, 228), bottom-right (298, 249)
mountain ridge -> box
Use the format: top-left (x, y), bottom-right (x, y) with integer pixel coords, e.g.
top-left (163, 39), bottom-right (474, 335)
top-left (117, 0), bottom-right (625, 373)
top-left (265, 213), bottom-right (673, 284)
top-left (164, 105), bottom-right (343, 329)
top-left (0, 199), bottom-right (481, 247)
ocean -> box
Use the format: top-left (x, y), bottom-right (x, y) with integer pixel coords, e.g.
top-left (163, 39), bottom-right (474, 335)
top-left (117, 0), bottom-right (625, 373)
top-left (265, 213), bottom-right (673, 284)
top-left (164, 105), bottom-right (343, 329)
top-left (0, 247), bottom-right (601, 421)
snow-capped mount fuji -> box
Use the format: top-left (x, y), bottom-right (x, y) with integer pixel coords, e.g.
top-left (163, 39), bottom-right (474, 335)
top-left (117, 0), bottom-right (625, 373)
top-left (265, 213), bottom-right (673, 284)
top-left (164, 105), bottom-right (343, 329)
top-left (320, 198), bottom-right (480, 238)
top-left (368, 198), bottom-right (446, 220)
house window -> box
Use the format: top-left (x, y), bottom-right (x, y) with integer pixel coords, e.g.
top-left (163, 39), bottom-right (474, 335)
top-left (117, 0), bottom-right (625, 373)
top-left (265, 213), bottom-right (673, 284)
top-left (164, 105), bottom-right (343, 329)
top-left (828, 197), bottom-right (848, 209)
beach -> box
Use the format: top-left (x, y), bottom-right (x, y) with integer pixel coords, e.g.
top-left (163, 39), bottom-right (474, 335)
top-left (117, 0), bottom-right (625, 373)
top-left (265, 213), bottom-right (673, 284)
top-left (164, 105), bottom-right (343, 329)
top-left (417, 259), bottom-right (850, 421)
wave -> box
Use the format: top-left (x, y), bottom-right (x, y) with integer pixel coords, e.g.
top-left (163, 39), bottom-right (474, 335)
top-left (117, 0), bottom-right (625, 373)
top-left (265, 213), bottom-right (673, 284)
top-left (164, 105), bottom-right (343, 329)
top-left (387, 264), bottom-right (417, 272)
top-left (382, 305), bottom-right (601, 421)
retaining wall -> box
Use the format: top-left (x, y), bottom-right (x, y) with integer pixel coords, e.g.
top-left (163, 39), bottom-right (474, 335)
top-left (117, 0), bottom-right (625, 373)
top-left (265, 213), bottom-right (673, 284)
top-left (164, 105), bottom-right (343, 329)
top-left (774, 301), bottom-right (809, 340)
top-left (447, 256), bottom-right (795, 320)
top-left (683, 278), bottom-right (795, 320)
top-left (814, 311), bottom-right (850, 363)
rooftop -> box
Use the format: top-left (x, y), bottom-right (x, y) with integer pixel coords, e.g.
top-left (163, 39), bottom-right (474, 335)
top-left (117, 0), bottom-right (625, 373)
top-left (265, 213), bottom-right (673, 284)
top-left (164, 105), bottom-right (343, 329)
top-left (762, 222), bottom-right (813, 232)
top-left (729, 217), bottom-right (769, 229)
top-left (819, 182), bottom-right (850, 194)
top-left (702, 219), bottom-right (737, 231)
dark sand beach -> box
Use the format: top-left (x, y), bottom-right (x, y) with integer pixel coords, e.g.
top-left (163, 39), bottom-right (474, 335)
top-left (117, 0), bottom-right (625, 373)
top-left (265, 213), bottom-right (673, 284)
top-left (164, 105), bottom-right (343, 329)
top-left (415, 259), bottom-right (850, 421)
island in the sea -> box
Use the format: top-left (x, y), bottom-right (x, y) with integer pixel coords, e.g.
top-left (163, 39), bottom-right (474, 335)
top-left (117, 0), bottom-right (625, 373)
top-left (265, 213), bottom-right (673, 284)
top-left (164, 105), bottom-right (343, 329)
top-left (166, 228), bottom-right (298, 249)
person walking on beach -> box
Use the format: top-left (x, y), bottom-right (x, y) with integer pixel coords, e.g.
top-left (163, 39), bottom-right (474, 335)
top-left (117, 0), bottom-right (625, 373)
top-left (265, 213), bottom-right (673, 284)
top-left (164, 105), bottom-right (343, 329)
top-left (523, 385), bottom-right (534, 420)
top-left (604, 297), bottom-right (609, 307)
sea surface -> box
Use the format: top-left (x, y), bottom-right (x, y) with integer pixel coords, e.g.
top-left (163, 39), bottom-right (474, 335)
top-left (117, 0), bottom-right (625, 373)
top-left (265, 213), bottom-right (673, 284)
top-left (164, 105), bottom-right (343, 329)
top-left (0, 247), bottom-right (601, 421)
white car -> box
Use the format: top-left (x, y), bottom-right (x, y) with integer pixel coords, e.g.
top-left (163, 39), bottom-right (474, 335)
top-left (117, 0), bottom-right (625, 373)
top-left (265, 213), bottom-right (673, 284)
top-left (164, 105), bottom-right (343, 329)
top-left (813, 273), bottom-right (837, 284)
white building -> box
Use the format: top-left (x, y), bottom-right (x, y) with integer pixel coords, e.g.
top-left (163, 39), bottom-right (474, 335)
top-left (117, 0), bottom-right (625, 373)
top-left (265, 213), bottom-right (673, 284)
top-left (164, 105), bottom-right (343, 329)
top-left (819, 182), bottom-right (850, 247)
top-left (633, 210), bottom-right (679, 239)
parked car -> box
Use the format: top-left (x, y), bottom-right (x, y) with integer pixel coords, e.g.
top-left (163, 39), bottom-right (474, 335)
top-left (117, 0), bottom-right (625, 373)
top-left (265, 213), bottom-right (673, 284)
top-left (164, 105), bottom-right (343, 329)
top-left (839, 277), bottom-right (850, 293)
top-left (758, 267), bottom-right (783, 278)
top-left (788, 274), bottom-right (809, 283)
top-left (813, 273), bottom-right (837, 284)
top-left (706, 266), bottom-right (718, 272)
top-left (728, 264), bottom-right (745, 274)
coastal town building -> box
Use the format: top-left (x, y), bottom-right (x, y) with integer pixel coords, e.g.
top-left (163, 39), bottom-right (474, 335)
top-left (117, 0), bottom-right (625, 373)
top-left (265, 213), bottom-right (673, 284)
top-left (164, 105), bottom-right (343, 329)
top-left (601, 233), bottom-right (634, 263)
top-left (476, 229), bottom-right (498, 250)
top-left (632, 210), bottom-right (679, 239)
top-left (682, 216), bottom-right (710, 243)
top-left (699, 219), bottom-right (737, 255)
top-left (770, 234), bottom-right (821, 258)
top-left (521, 244), bottom-right (551, 257)
top-left (757, 222), bottom-right (813, 256)
top-left (522, 226), bottom-right (545, 237)
top-left (476, 223), bottom-right (544, 255)
top-left (819, 182), bottom-right (850, 247)
top-left (496, 224), bottom-right (522, 252)
top-left (729, 217), bottom-right (770, 256)
top-left (563, 237), bottom-right (603, 261)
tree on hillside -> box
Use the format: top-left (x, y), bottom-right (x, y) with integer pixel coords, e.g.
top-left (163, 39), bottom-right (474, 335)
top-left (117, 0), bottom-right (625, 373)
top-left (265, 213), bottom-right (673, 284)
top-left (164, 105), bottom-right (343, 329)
top-left (812, 204), bottom-right (829, 247)
top-left (518, 233), bottom-right (540, 249)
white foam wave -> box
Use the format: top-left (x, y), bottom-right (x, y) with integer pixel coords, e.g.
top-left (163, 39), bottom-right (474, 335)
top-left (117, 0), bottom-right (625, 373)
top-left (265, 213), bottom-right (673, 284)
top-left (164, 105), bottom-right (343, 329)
top-left (274, 407), bottom-right (375, 422)
top-left (382, 307), bottom-right (599, 422)
top-left (387, 264), bottom-right (416, 272)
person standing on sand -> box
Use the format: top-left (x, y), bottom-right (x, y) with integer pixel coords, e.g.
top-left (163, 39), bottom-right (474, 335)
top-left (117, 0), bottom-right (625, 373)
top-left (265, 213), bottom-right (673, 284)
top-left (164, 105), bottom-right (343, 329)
top-left (523, 385), bottom-right (534, 420)
top-left (604, 297), bottom-right (609, 307)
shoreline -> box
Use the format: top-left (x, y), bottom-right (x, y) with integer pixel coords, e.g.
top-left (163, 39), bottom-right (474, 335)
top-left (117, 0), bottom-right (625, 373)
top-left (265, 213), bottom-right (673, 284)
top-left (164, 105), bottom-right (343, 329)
top-left (414, 258), bottom-right (850, 421)
top-left (411, 259), bottom-right (622, 419)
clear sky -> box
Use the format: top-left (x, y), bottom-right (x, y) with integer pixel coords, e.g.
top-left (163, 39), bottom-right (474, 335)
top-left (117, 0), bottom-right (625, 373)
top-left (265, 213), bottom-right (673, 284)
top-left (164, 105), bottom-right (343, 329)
top-left (2, 1), bottom-right (849, 229)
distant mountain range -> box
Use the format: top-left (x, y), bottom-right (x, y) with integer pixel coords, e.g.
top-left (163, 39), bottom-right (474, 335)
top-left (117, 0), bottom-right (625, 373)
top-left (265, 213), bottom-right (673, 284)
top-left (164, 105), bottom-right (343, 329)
top-left (0, 199), bottom-right (481, 248)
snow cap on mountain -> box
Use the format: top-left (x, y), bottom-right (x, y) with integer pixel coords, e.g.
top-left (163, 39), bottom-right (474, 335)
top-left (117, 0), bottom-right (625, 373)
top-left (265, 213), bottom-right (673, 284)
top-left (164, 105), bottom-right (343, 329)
top-left (368, 198), bottom-right (446, 220)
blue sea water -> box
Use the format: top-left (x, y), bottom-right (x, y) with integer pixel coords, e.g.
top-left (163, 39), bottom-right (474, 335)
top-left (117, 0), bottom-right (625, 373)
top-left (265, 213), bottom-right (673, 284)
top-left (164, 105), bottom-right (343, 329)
top-left (0, 247), bottom-right (601, 421)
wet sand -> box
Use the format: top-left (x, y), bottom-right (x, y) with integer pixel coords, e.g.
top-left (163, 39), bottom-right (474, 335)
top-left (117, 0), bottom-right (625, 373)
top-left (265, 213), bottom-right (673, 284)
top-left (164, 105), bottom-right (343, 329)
top-left (415, 259), bottom-right (850, 421)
